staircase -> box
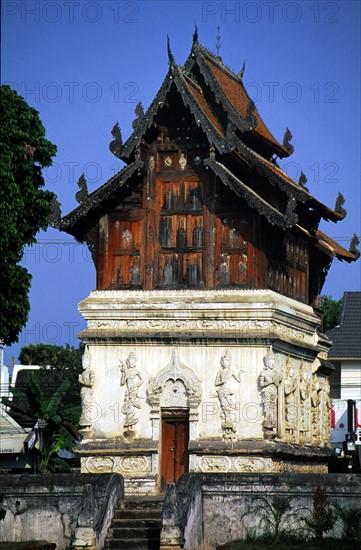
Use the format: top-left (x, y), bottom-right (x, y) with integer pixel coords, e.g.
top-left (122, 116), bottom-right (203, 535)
top-left (104, 495), bottom-right (163, 550)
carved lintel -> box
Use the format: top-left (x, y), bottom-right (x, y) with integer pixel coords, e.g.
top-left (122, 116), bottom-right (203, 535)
top-left (148, 349), bottom-right (202, 408)
top-left (197, 455), bottom-right (273, 473)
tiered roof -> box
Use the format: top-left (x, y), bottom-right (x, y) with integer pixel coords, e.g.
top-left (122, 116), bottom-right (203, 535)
top-left (60, 34), bottom-right (359, 264)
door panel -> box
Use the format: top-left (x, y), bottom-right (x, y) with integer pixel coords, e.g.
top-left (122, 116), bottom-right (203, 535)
top-left (160, 412), bottom-right (189, 490)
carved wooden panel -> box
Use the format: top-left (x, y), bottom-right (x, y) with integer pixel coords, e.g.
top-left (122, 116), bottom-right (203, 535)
top-left (267, 232), bottom-right (309, 302)
top-left (156, 177), bottom-right (206, 288)
top-left (108, 216), bottom-right (145, 288)
top-left (214, 215), bottom-right (253, 287)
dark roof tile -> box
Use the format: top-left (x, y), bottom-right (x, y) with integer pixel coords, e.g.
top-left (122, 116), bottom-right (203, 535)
top-left (327, 292), bottom-right (361, 358)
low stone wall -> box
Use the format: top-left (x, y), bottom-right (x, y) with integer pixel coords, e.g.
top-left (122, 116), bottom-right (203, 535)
top-left (0, 473), bottom-right (124, 549)
top-left (163, 473), bottom-right (361, 550)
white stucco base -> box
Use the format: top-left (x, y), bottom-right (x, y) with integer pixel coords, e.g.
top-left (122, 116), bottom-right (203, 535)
top-left (76, 289), bottom-right (333, 493)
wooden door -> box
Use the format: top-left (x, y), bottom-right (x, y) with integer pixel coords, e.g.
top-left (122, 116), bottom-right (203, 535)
top-left (160, 411), bottom-right (189, 490)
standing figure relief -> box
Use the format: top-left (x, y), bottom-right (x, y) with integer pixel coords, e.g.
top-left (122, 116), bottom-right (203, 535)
top-left (299, 360), bottom-right (311, 436)
top-left (321, 378), bottom-right (332, 445)
top-left (119, 352), bottom-right (144, 435)
top-left (259, 347), bottom-right (282, 435)
top-left (79, 346), bottom-right (95, 437)
top-left (215, 350), bottom-right (244, 440)
top-left (311, 373), bottom-right (322, 444)
top-left (284, 356), bottom-right (298, 441)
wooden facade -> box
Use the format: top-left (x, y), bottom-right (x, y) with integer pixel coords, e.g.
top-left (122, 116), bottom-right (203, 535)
top-left (61, 36), bottom-right (358, 307)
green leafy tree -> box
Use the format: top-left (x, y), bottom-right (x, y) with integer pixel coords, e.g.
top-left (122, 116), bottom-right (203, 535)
top-left (0, 85), bottom-right (57, 346)
top-left (321, 295), bottom-right (343, 332)
top-left (19, 342), bottom-right (84, 371)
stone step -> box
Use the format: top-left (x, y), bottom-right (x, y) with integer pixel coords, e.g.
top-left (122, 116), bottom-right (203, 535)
top-left (118, 498), bottom-right (164, 510)
top-left (104, 497), bottom-right (163, 550)
top-left (109, 525), bottom-right (160, 538)
top-left (113, 508), bottom-right (162, 520)
top-left (105, 538), bottom-right (160, 550)
top-left (111, 517), bottom-right (161, 526)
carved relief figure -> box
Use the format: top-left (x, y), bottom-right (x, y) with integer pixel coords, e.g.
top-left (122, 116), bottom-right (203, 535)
top-left (79, 346), bottom-right (95, 437)
top-left (259, 347), bottom-right (282, 435)
top-left (311, 374), bottom-right (322, 444)
top-left (284, 356), bottom-right (297, 441)
top-left (130, 262), bottom-right (140, 286)
top-left (321, 378), bottom-right (332, 445)
top-left (119, 352), bottom-right (144, 435)
top-left (215, 350), bottom-right (244, 439)
top-left (299, 361), bottom-right (311, 439)
top-left (219, 254), bottom-right (230, 285)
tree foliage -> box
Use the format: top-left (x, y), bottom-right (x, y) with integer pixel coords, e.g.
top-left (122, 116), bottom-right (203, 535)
top-left (0, 85), bottom-right (57, 346)
top-left (19, 342), bottom-right (84, 371)
top-left (321, 295), bottom-right (343, 332)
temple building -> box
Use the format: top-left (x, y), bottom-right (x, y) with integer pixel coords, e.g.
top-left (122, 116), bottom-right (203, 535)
top-left (60, 33), bottom-right (359, 494)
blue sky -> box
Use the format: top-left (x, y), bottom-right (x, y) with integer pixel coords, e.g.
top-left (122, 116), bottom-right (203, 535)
top-left (2, 0), bottom-right (360, 365)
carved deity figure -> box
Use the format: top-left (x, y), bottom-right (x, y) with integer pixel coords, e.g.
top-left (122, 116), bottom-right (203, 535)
top-left (311, 374), bottom-right (322, 444)
top-left (299, 361), bottom-right (311, 438)
top-left (284, 357), bottom-right (297, 440)
top-left (79, 347), bottom-right (95, 436)
top-left (215, 350), bottom-right (244, 439)
top-left (259, 348), bottom-right (282, 434)
top-left (119, 352), bottom-right (144, 434)
top-left (321, 378), bottom-right (332, 445)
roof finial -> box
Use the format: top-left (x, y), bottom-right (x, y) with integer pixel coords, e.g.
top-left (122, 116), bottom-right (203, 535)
top-left (216, 26), bottom-right (221, 57)
top-left (335, 192), bottom-right (347, 219)
top-left (167, 35), bottom-right (176, 69)
top-left (237, 60), bottom-right (246, 80)
top-left (193, 22), bottom-right (198, 44)
top-left (349, 233), bottom-right (360, 259)
top-left (298, 171), bottom-right (309, 192)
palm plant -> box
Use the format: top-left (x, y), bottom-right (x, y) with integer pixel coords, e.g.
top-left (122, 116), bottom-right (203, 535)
top-left (240, 495), bottom-right (306, 545)
top-left (2, 369), bottom-right (81, 473)
top-left (333, 502), bottom-right (361, 543)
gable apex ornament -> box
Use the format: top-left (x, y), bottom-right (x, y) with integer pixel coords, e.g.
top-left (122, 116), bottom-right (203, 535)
top-left (167, 35), bottom-right (176, 69)
top-left (193, 23), bottom-right (198, 45)
top-left (237, 60), bottom-right (246, 80)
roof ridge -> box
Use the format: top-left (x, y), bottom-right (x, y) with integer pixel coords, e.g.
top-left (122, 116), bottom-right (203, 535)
top-left (190, 42), bottom-right (241, 83)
